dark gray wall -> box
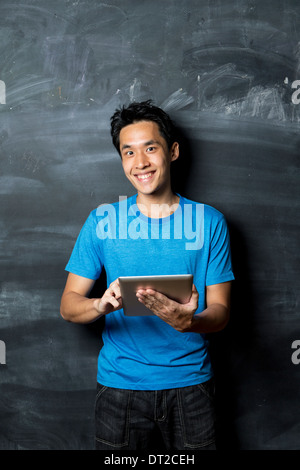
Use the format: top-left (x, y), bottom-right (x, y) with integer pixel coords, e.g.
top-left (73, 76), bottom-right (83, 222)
top-left (0, 0), bottom-right (299, 450)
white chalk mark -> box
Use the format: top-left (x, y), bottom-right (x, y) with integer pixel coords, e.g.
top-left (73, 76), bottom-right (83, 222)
top-left (197, 75), bottom-right (201, 110)
top-left (160, 89), bottom-right (194, 111)
top-left (129, 78), bottom-right (141, 102)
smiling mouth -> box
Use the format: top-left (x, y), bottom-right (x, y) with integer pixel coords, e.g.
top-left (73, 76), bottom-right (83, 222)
top-left (135, 171), bottom-right (156, 182)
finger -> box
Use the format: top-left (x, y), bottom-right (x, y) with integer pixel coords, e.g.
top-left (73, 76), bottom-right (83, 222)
top-left (97, 292), bottom-right (122, 315)
top-left (189, 284), bottom-right (199, 304)
top-left (104, 285), bottom-right (122, 305)
top-left (108, 281), bottom-right (122, 300)
top-left (137, 289), bottom-right (171, 306)
top-left (106, 292), bottom-right (123, 310)
top-left (138, 293), bottom-right (177, 319)
top-left (113, 279), bottom-right (122, 298)
top-left (136, 291), bottom-right (159, 312)
top-left (109, 296), bottom-right (121, 308)
top-left (139, 298), bottom-right (161, 316)
top-left (192, 284), bottom-right (198, 294)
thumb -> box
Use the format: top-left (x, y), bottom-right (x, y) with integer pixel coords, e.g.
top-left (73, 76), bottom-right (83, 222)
top-left (190, 284), bottom-right (199, 304)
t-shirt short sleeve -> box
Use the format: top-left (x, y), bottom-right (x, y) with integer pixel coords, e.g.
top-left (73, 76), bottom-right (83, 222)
top-left (65, 211), bottom-right (103, 280)
top-left (205, 213), bottom-right (234, 286)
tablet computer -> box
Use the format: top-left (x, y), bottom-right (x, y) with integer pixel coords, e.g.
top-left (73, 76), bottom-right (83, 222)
top-left (118, 274), bottom-right (193, 316)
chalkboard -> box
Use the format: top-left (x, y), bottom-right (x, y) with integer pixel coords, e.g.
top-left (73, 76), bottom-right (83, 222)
top-left (0, 0), bottom-right (299, 450)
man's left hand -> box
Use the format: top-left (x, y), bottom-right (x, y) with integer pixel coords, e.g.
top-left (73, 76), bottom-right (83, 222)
top-left (136, 284), bottom-right (199, 332)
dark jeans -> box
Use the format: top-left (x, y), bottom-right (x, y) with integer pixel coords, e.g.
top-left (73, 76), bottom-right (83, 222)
top-left (94, 379), bottom-right (216, 450)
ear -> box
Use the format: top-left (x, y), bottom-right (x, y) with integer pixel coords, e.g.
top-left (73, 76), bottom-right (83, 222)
top-left (170, 142), bottom-right (179, 162)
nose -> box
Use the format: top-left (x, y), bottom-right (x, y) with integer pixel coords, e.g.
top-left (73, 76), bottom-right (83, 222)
top-left (135, 151), bottom-right (150, 169)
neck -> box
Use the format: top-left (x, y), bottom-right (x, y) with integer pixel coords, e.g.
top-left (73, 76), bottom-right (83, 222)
top-left (136, 190), bottom-right (180, 218)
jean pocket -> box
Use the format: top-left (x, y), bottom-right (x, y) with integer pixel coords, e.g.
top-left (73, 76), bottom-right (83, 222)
top-left (196, 377), bottom-right (216, 401)
top-left (178, 382), bottom-right (216, 448)
top-left (95, 384), bottom-right (132, 448)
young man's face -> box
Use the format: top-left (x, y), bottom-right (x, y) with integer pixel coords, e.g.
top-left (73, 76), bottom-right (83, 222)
top-left (119, 120), bottom-right (179, 199)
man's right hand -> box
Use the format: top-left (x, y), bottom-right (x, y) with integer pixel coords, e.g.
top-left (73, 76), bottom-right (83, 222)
top-left (94, 279), bottom-right (123, 316)
top-left (60, 273), bottom-right (122, 324)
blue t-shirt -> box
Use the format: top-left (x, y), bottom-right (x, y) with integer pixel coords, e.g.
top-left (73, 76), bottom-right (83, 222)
top-left (65, 194), bottom-right (234, 390)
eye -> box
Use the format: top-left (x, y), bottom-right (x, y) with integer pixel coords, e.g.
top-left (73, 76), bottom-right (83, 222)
top-left (146, 146), bottom-right (155, 152)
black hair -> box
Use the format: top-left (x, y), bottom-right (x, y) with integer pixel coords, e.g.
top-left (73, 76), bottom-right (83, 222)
top-left (110, 100), bottom-right (175, 154)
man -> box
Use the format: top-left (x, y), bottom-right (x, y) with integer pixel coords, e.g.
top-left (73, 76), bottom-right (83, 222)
top-left (60, 100), bottom-right (234, 450)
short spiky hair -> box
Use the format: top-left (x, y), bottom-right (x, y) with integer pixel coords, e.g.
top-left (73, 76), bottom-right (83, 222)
top-left (110, 100), bottom-right (175, 155)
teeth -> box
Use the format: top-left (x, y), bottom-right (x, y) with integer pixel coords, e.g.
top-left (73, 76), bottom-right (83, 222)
top-left (137, 172), bottom-right (153, 180)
